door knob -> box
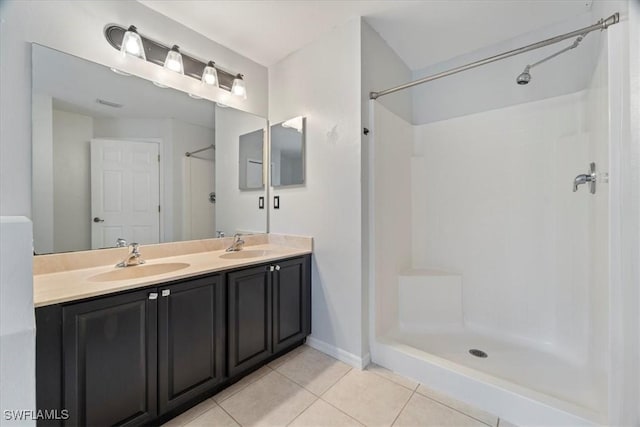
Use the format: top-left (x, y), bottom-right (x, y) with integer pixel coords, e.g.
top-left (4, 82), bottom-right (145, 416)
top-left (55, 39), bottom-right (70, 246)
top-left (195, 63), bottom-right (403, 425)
top-left (93, 217), bottom-right (105, 223)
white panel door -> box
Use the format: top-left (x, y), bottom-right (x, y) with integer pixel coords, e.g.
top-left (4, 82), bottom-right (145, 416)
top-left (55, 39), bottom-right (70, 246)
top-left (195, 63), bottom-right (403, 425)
top-left (90, 139), bottom-right (160, 249)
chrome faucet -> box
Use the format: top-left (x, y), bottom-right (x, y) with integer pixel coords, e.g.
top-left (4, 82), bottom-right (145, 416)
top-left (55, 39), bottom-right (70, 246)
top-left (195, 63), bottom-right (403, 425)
top-left (117, 243), bottom-right (145, 267)
top-left (226, 234), bottom-right (245, 252)
top-left (116, 237), bottom-right (128, 248)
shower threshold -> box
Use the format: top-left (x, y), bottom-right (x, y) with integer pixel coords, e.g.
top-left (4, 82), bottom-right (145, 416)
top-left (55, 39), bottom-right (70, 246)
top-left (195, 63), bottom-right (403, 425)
top-left (374, 328), bottom-right (606, 425)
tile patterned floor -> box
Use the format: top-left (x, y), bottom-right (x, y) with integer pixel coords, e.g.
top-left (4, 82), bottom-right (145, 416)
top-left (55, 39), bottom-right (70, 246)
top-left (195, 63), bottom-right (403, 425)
top-left (163, 345), bottom-right (517, 427)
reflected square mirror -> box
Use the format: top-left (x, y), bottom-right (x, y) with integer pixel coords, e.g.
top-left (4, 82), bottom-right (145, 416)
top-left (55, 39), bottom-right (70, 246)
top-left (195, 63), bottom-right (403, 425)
top-left (270, 116), bottom-right (305, 187)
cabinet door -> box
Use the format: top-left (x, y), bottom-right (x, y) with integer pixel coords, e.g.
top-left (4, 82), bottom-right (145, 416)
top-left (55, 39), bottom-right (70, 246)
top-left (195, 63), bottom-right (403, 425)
top-left (63, 289), bottom-right (157, 427)
top-left (273, 256), bottom-right (311, 353)
top-left (158, 276), bottom-right (225, 414)
top-left (227, 265), bottom-right (272, 376)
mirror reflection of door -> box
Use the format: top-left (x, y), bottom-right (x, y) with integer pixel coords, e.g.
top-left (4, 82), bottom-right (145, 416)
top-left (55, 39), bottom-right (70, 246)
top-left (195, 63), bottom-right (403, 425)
top-left (90, 139), bottom-right (160, 249)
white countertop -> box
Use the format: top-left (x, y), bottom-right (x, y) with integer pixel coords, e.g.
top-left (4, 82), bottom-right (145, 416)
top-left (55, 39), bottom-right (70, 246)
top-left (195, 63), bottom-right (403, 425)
top-left (34, 242), bottom-right (311, 307)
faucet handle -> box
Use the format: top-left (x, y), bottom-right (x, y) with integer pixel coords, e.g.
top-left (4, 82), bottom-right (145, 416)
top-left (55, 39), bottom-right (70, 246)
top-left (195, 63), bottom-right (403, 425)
top-left (130, 242), bottom-right (140, 253)
top-left (116, 238), bottom-right (128, 247)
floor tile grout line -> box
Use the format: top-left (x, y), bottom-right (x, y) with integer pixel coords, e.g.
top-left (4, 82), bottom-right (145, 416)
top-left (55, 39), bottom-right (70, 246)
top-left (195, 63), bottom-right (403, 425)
top-left (317, 395), bottom-right (367, 426)
top-left (284, 396), bottom-right (320, 427)
top-left (414, 388), bottom-right (494, 426)
top-left (390, 389), bottom-right (415, 427)
top-left (215, 400), bottom-right (244, 427)
top-left (318, 365), bottom-right (354, 398)
top-left (214, 366), bottom-right (273, 404)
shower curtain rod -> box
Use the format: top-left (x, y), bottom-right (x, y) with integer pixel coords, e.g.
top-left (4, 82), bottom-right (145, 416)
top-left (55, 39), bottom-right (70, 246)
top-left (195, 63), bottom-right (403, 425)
top-left (369, 13), bottom-right (619, 100)
top-left (185, 144), bottom-right (215, 157)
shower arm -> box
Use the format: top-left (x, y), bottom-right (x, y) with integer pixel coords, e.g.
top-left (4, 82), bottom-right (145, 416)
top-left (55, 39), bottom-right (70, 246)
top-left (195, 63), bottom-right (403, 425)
top-left (524, 34), bottom-right (585, 73)
top-left (369, 13), bottom-right (619, 100)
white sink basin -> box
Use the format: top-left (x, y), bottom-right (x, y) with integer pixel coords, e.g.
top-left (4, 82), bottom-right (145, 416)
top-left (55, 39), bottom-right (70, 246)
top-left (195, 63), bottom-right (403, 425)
top-left (219, 250), bottom-right (275, 260)
top-left (89, 263), bottom-right (190, 282)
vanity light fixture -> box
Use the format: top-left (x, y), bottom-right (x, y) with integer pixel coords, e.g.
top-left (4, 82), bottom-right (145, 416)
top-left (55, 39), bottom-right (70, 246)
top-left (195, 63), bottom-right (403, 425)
top-left (164, 45), bottom-right (184, 74)
top-left (231, 74), bottom-right (247, 99)
top-left (104, 24), bottom-right (247, 99)
top-left (120, 25), bottom-right (146, 60)
top-left (201, 61), bottom-right (219, 87)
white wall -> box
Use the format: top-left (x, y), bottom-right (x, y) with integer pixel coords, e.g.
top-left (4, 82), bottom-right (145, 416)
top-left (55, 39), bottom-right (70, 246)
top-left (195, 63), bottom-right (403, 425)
top-left (0, 217), bottom-right (35, 426)
top-left (269, 19), bottom-right (365, 365)
top-left (594, 0), bottom-right (640, 424)
top-left (52, 110), bottom-right (94, 252)
top-left (215, 106), bottom-right (267, 236)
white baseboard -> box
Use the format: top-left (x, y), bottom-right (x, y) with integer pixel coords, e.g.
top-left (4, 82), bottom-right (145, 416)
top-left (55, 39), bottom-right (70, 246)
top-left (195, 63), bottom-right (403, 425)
top-left (306, 336), bottom-right (370, 369)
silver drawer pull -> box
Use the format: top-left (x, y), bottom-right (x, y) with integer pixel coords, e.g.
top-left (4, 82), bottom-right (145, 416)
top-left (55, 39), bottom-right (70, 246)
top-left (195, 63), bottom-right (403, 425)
top-left (149, 292), bottom-right (158, 300)
top-left (161, 289), bottom-right (171, 297)
top-left (269, 266), bottom-right (275, 272)
top-left (275, 265), bottom-right (281, 271)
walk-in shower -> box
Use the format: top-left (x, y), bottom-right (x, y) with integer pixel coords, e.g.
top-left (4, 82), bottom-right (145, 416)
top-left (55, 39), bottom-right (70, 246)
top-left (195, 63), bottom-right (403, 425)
top-left (368, 9), bottom-right (625, 426)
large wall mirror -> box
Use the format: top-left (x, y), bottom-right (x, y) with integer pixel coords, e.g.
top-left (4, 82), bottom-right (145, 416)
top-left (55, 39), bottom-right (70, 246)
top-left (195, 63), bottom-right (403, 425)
top-left (270, 116), bottom-right (305, 187)
top-left (32, 44), bottom-right (267, 254)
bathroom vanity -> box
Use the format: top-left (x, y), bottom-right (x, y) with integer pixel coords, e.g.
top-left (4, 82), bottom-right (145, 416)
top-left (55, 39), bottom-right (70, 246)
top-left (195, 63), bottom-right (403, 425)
top-left (34, 236), bottom-right (312, 426)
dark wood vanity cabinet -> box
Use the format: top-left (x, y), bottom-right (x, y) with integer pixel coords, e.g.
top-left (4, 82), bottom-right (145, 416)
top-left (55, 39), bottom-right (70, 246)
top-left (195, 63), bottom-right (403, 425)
top-left (227, 265), bottom-right (273, 376)
top-left (273, 257), bottom-right (311, 353)
top-left (158, 275), bottom-right (225, 414)
top-left (36, 255), bottom-right (311, 427)
top-left (227, 256), bottom-right (311, 376)
top-left (62, 289), bottom-right (158, 427)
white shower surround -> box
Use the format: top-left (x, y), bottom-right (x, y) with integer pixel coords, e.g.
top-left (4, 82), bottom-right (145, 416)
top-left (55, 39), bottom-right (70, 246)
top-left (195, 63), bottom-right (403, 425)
top-left (368, 21), bottom-right (619, 424)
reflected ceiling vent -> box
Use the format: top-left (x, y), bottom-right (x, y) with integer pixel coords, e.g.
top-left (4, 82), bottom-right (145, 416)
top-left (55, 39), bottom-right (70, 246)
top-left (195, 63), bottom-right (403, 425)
top-left (96, 98), bottom-right (124, 108)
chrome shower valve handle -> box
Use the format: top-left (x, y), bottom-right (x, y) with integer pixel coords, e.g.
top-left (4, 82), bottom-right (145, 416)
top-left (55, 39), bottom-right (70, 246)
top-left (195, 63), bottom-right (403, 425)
top-left (573, 162), bottom-right (597, 194)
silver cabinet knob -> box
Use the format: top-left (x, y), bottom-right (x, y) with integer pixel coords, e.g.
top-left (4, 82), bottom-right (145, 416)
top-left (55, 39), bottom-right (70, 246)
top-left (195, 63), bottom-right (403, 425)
top-left (269, 266), bottom-right (275, 272)
top-left (93, 217), bottom-right (105, 223)
top-left (275, 265), bottom-right (281, 271)
top-left (149, 292), bottom-right (158, 300)
top-left (161, 289), bottom-right (171, 297)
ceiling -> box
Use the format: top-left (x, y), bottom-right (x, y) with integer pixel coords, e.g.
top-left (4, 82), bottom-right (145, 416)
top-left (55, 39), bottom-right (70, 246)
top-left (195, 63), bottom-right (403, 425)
top-left (139, 0), bottom-right (593, 69)
top-left (32, 44), bottom-right (215, 129)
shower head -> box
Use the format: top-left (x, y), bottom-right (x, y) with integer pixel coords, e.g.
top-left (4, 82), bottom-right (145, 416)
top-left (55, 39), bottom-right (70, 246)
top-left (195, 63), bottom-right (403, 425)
top-left (516, 67), bottom-right (531, 85)
top-left (515, 34), bottom-right (585, 86)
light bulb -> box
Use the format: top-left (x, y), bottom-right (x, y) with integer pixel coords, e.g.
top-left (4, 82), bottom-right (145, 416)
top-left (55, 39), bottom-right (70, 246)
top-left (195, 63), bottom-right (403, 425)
top-left (201, 61), bottom-right (219, 86)
top-left (163, 45), bottom-right (184, 74)
top-left (120, 25), bottom-right (145, 60)
top-left (231, 74), bottom-right (247, 99)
